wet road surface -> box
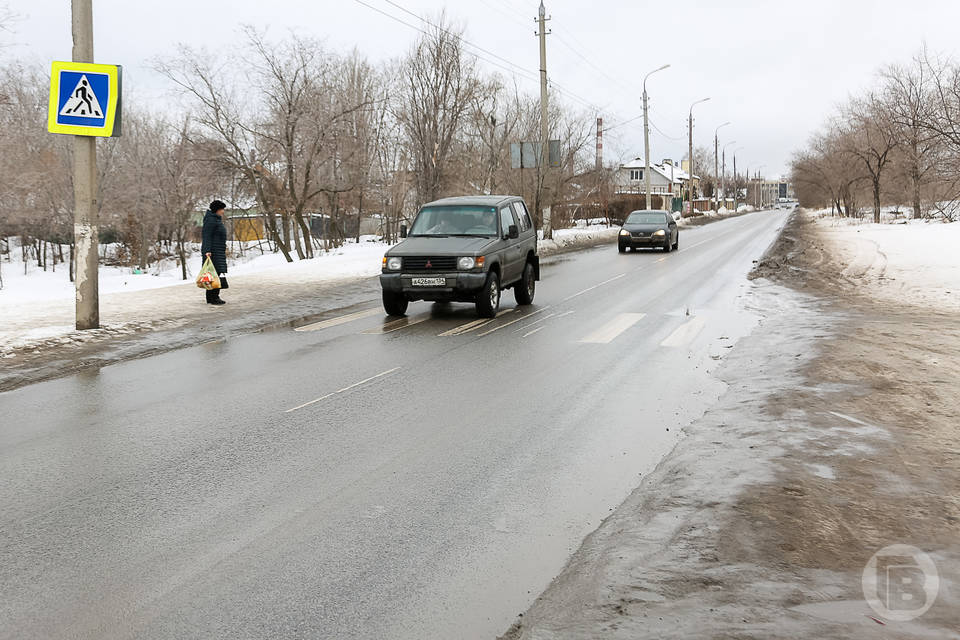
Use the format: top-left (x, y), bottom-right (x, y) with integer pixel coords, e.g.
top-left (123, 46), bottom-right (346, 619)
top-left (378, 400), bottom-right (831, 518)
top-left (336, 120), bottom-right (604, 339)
top-left (0, 210), bottom-right (787, 639)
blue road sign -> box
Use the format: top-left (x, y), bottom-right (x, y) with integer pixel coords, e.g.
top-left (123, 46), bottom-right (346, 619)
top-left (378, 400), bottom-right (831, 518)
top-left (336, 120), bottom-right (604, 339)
top-left (47, 61), bottom-right (121, 137)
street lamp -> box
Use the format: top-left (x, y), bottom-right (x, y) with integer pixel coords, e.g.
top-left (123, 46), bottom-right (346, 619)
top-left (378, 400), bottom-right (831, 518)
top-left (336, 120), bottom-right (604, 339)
top-left (687, 97), bottom-right (710, 215)
top-left (713, 121), bottom-right (730, 211)
top-left (643, 64), bottom-right (670, 210)
top-left (721, 140), bottom-right (736, 211)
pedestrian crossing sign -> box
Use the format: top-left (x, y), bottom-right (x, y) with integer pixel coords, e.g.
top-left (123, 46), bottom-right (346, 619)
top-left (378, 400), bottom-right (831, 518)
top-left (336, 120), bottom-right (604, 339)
top-left (47, 61), bottom-right (122, 137)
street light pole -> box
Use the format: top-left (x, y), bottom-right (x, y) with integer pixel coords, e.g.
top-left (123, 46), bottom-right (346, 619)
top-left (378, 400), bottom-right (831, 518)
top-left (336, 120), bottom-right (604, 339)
top-left (713, 121), bottom-right (730, 212)
top-left (72, 0), bottom-right (99, 330)
top-left (687, 97), bottom-right (709, 217)
top-left (643, 63), bottom-right (670, 210)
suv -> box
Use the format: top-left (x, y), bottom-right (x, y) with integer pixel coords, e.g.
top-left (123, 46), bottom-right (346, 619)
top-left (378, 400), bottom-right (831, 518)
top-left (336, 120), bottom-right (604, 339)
top-left (380, 195), bottom-right (540, 318)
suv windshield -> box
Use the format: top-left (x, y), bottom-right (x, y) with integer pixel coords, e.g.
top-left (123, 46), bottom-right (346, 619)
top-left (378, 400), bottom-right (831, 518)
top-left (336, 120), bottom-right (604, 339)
top-left (626, 212), bottom-right (669, 224)
top-left (409, 205), bottom-right (500, 237)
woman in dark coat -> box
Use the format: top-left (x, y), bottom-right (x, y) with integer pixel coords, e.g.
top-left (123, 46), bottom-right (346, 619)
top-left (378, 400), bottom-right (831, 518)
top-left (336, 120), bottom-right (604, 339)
top-left (201, 199), bottom-right (229, 305)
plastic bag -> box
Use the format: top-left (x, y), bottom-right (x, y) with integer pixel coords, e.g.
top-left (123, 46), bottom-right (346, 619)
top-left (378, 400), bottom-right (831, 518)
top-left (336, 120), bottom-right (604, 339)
top-left (196, 254), bottom-right (221, 290)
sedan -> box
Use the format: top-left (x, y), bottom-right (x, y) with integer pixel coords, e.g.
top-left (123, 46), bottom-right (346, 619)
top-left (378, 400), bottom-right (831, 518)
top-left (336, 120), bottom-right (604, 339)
top-left (618, 209), bottom-right (679, 253)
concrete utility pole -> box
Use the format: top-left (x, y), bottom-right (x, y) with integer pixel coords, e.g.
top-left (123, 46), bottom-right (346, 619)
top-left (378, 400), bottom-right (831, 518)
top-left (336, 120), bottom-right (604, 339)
top-left (687, 97), bottom-right (709, 217)
top-left (537, 1), bottom-right (552, 239)
top-left (731, 147), bottom-right (744, 212)
top-left (73, 0), bottom-right (99, 329)
top-left (713, 121), bottom-right (729, 212)
top-left (721, 140), bottom-right (736, 212)
top-left (642, 64), bottom-right (670, 210)
top-left (595, 116), bottom-right (602, 172)
top-left (733, 153), bottom-right (738, 212)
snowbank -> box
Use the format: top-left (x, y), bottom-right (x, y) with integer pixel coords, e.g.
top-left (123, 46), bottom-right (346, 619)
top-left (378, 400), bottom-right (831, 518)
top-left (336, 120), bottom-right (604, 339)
top-left (810, 213), bottom-right (960, 312)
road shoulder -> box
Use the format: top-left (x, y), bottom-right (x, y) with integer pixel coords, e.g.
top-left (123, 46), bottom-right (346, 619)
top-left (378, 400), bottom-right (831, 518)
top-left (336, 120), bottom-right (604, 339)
top-left (500, 212), bottom-right (960, 639)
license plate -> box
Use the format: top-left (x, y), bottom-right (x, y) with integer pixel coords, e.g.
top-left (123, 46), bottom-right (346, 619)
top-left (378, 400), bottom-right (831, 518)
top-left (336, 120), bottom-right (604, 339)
top-left (412, 277), bottom-right (446, 287)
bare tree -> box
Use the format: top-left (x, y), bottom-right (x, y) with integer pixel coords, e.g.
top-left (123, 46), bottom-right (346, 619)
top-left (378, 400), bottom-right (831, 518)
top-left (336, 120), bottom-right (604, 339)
top-left (397, 15), bottom-right (478, 206)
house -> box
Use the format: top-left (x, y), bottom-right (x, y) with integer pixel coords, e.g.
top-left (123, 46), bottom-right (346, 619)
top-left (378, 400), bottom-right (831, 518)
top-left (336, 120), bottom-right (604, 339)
top-left (613, 157), bottom-right (700, 199)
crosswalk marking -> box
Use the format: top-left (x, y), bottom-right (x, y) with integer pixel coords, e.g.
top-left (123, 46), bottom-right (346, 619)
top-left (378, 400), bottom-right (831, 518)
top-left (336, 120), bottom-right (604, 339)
top-left (660, 316), bottom-right (705, 347)
top-left (578, 313), bottom-right (646, 344)
top-left (476, 307), bottom-right (550, 337)
top-left (295, 307), bottom-right (382, 332)
top-left (438, 308), bottom-right (514, 337)
top-left (362, 313), bottom-right (433, 334)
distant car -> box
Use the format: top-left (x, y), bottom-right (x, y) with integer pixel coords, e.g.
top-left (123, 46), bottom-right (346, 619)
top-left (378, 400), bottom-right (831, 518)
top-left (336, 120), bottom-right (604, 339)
top-left (379, 195), bottom-right (540, 318)
top-left (618, 209), bottom-right (679, 253)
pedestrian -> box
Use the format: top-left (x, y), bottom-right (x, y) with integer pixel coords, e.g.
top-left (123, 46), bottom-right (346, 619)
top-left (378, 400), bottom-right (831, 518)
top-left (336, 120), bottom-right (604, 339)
top-left (201, 199), bottom-right (229, 305)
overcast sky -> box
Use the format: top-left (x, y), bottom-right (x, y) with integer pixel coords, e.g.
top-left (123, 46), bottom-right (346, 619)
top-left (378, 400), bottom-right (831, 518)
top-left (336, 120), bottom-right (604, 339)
top-left (8, 0), bottom-right (960, 178)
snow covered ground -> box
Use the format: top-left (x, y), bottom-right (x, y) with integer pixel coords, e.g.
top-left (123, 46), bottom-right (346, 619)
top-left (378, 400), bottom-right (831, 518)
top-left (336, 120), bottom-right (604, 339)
top-left (0, 225), bottom-right (620, 353)
top-left (809, 210), bottom-right (960, 313)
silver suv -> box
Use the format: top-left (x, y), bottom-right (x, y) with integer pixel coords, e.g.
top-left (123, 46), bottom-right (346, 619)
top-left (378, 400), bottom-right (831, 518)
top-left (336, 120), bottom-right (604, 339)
top-left (380, 195), bottom-right (540, 318)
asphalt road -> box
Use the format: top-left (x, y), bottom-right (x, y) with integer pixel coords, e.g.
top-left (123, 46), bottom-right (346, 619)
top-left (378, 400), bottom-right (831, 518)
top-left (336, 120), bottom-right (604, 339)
top-left (0, 210), bottom-right (788, 639)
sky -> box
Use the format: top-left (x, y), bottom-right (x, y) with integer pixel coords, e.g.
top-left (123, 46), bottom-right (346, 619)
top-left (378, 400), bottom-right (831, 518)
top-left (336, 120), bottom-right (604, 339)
top-left (6, 0), bottom-right (960, 179)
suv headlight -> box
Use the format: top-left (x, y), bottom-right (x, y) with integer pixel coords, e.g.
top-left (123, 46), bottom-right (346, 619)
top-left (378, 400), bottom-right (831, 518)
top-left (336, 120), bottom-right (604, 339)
top-left (458, 256), bottom-right (485, 270)
top-left (385, 256), bottom-right (402, 270)
top-left (652, 229), bottom-right (666, 236)
top-left (619, 229), bottom-right (630, 236)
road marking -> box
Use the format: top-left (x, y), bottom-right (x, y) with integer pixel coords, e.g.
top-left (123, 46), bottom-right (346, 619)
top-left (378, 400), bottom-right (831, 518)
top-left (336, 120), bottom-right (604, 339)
top-left (579, 313), bottom-right (646, 344)
top-left (561, 273), bottom-right (626, 303)
top-left (285, 367), bottom-right (401, 413)
top-left (514, 309), bottom-right (572, 333)
top-left (362, 313), bottom-right (433, 334)
top-left (522, 326), bottom-right (545, 338)
top-left (439, 308), bottom-right (514, 337)
top-left (660, 316), bottom-right (706, 347)
top-left (295, 307), bottom-right (382, 332)
top-left (476, 307), bottom-right (552, 337)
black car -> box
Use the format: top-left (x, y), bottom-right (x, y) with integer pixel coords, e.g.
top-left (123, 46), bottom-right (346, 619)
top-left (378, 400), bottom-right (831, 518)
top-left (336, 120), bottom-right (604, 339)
top-left (618, 209), bottom-right (679, 252)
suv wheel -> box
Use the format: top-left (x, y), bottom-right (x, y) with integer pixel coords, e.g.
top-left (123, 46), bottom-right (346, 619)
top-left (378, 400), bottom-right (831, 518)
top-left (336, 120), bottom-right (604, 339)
top-left (514, 262), bottom-right (536, 305)
top-left (476, 271), bottom-right (501, 318)
top-left (663, 236), bottom-right (672, 252)
top-left (382, 290), bottom-right (409, 316)
top-left (673, 233), bottom-right (679, 250)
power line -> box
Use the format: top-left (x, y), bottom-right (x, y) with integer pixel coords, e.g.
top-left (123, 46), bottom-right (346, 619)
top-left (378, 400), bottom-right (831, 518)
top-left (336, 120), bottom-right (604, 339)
top-left (357, 0), bottom-right (604, 113)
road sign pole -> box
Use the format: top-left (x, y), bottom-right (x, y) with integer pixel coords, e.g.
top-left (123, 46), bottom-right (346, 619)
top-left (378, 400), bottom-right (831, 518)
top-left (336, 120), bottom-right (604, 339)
top-left (72, 0), bottom-right (99, 330)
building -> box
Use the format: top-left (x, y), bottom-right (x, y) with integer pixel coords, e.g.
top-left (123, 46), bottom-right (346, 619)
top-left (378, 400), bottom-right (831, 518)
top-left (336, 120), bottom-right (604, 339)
top-left (613, 157), bottom-right (700, 199)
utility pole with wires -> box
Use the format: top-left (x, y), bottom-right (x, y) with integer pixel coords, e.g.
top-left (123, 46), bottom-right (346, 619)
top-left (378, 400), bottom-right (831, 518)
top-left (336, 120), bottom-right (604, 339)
top-left (687, 97), bottom-right (709, 217)
top-left (713, 121), bottom-right (729, 213)
top-left (536, 0), bottom-right (552, 239)
top-left (721, 140), bottom-right (735, 212)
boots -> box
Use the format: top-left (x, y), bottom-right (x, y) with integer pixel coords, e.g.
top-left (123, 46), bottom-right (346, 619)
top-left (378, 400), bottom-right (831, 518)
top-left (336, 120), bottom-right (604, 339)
top-left (205, 289), bottom-right (226, 305)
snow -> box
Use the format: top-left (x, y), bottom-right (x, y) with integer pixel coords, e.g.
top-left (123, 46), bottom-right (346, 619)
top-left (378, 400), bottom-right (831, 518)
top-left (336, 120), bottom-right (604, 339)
top-left (810, 212), bottom-right (960, 312)
top-left (0, 226), bottom-right (624, 353)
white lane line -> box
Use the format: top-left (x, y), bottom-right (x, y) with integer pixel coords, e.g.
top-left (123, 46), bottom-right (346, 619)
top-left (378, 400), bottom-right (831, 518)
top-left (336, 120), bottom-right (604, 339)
top-left (284, 367), bottom-right (401, 413)
top-left (660, 316), bottom-right (706, 347)
top-left (514, 309), bottom-right (573, 333)
top-left (439, 308), bottom-right (514, 337)
top-left (561, 273), bottom-right (627, 303)
top-left (522, 326), bottom-right (545, 338)
top-left (362, 313), bottom-right (433, 334)
top-left (476, 307), bottom-right (551, 337)
top-left (579, 313), bottom-right (646, 344)
top-left (295, 307), bottom-right (382, 332)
